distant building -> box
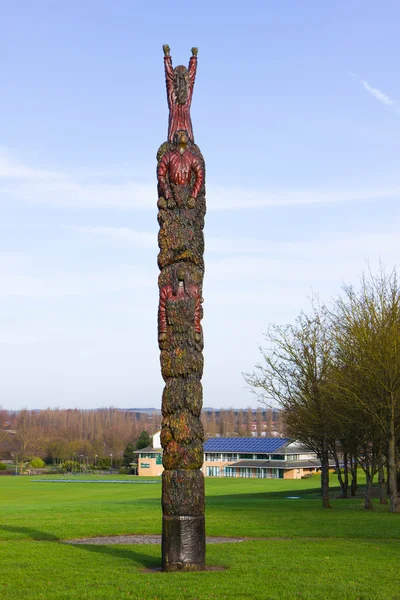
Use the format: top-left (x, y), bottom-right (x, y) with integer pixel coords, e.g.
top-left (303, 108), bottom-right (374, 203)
top-left (203, 437), bottom-right (320, 479)
top-left (135, 433), bottom-right (321, 479)
top-left (134, 431), bottom-right (163, 476)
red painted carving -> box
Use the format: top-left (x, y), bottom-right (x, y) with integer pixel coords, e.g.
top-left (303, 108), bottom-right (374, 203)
top-left (158, 280), bottom-right (202, 334)
top-left (163, 45), bottom-right (197, 143)
top-left (158, 45), bottom-right (205, 572)
top-left (157, 136), bottom-right (204, 204)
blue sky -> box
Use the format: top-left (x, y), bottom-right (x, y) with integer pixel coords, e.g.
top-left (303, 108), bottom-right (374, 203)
top-left (1, 1), bottom-right (400, 409)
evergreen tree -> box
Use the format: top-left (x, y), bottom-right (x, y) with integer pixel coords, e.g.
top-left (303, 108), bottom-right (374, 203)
top-left (136, 430), bottom-right (151, 450)
top-left (123, 442), bottom-right (135, 467)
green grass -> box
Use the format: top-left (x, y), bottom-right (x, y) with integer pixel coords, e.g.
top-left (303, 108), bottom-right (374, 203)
top-left (1, 474), bottom-right (400, 599)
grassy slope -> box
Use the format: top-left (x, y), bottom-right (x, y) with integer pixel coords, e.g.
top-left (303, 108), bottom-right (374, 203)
top-left (0, 475), bottom-right (399, 599)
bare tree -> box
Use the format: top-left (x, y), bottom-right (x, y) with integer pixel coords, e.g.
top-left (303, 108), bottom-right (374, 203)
top-left (244, 308), bottom-right (333, 508)
top-left (237, 409), bottom-right (245, 436)
top-left (330, 268), bottom-right (400, 512)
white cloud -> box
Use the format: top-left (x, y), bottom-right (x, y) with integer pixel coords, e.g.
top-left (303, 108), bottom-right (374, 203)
top-left (349, 72), bottom-right (397, 109)
top-left (0, 149), bottom-right (64, 180)
top-left (66, 226), bottom-right (400, 266)
top-left (66, 226), bottom-right (157, 248)
top-left (1, 150), bottom-right (400, 211)
top-left (205, 232), bottom-right (400, 291)
top-left (0, 263), bottom-right (156, 297)
top-left (360, 79), bottom-right (396, 107)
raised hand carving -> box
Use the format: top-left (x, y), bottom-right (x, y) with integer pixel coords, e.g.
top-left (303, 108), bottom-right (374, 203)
top-left (163, 46), bottom-right (198, 142)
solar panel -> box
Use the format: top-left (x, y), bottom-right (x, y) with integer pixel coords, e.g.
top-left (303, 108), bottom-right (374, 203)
top-left (204, 437), bottom-right (290, 453)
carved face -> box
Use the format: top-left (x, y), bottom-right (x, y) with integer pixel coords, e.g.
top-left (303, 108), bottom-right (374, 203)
top-left (172, 266), bottom-right (187, 295)
top-left (176, 267), bottom-right (186, 282)
top-left (173, 65), bottom-right (189, 104)
top-left (176, 131), bottom-right (188, 145)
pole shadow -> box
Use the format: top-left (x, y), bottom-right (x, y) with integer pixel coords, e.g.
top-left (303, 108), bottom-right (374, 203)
top-left (0, 525), bottom-right (161, 569)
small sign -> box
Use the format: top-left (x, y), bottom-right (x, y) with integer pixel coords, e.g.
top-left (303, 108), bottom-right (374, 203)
top-left (140, 463), bottom-right (150, 469)
top-left (156, 454), bottom-right (163, 465)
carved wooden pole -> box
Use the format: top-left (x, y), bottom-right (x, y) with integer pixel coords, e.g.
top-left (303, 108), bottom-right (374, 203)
top-left (157, 45), bottom-right (206, 571)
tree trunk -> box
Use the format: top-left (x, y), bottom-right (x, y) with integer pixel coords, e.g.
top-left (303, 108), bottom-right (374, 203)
top-left (339, 450), bottom-right (349, 498)
top-left (364, 471), bottom-right (373, 510)
top-left (388, 414), bottom-right (399, 513)
top-left (386, 458), bottom-right (391, 495)
top-left (350, 454), bottom-right (358, 496)
top-left (378, 465), bottom-right (387, 505)
top-left (332, 446), bottom-right (348, 498)
top-left (321, 443), bottom-right (331, 508)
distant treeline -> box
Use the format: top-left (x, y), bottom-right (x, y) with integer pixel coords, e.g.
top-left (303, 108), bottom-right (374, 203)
top-left (0, 406), bottom-right (285, 467)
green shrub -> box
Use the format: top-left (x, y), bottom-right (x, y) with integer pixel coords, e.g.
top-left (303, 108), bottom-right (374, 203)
top-left (0, 462), bottom-right (7, 470)
top-left (62, 460), bottom-right (81, 473)
top-left (29, 457), bottom-right (46, 469)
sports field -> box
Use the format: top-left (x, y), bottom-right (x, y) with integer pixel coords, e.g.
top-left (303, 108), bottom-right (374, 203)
top-left (0, 475), bottom-right (399, 599)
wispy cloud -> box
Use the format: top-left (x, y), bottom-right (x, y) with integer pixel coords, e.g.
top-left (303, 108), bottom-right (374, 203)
top-left (0, 252), bottom-right (156, 297)
top-left (360, 79), bottom-right (396, 106)
top-left (2, 149), bottom-right (400, 211)
top-left (349, 72), bottom-right (397, 109)
top-left (66, 226), bottom-right (156, 248)
top-left (65, 225), bottom-right (400, 275)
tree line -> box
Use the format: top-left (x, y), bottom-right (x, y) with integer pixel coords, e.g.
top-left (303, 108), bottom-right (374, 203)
top-left (244, 267), bottom-right (400, 512)
top-left (0, 407), bottom-right (161, 472)
top-left (0, 404), bottom-right (285, 472)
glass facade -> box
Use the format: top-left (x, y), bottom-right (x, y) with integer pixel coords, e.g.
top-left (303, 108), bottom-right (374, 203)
top-left (201, 445), bottom-right (316, 478)
top-left (221, 453), bottom-right (237, 462)
top-left (206, 466), bottom-right (220, 477)
top-left (140, 452), bottom-right (160, 459)
top-left (224, 467), bottom-right (236, 477)
top-left (205, 453), bottom-right (220, 462)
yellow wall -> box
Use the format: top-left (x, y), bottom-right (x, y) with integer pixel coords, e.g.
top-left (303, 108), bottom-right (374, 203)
top-left (138, 456), bottom-right (163, 477)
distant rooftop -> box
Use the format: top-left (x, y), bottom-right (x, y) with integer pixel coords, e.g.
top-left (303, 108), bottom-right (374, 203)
top-left (204, 437), bottom-right (291, 453)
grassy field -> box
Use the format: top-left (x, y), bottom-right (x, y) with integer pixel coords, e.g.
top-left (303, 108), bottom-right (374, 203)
top-left (0, 474), bottom-right (399, 599)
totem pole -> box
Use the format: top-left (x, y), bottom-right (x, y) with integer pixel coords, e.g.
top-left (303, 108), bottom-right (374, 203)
top-left (157, 44), bottom-right (206, 571)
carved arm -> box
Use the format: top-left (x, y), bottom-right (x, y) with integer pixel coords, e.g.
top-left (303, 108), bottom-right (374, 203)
top-left (157, 154), bottom-right (172, 200)
top-left (190, 157), bottom-right (204, 199)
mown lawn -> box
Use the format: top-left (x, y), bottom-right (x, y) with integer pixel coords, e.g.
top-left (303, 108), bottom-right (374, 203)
top-left (0, 474), bottom-right (399, 599)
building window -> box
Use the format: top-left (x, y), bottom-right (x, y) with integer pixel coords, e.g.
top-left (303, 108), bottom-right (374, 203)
top-left (205, 453), bottom-right (220, 462)
top-left (206, 466), bottom-right (220, 477)
top-left (238, 454), bottom-right (253, 459)
top-left (140, 453), bottom-right (156, 459)
top-left (224, 467), bottom-right (235, 478)
top-left (255, 454), bottom-right (269, 460)
top-left (239, 467), bottom-right (253, 478)
top-left (270, 454), bottom-right (285, 460)
top-left (221, 453), bottom-right (236, 462)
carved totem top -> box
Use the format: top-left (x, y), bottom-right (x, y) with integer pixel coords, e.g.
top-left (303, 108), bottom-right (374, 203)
top-left (163, 44), bottom-right (198, 143)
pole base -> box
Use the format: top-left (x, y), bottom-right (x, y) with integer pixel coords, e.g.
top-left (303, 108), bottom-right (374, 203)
top-left (162, 515), bottom-right (205, 572)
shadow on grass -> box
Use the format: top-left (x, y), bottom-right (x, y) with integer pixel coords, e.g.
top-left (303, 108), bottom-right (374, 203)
top-left (0, 525), bottom-right (59, 541)
top-left (74, 543), bottom-right (160, 569)
top-left (205, 486), bottom-right (324, 504)
top-left (0, 525), bottom-right (160, 569)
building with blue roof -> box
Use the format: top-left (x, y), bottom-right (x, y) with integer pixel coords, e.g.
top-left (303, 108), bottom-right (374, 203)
top-left (136, 433), bottom-right (322, 479)
top-left (202, 437), bottom-right (320, 479)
